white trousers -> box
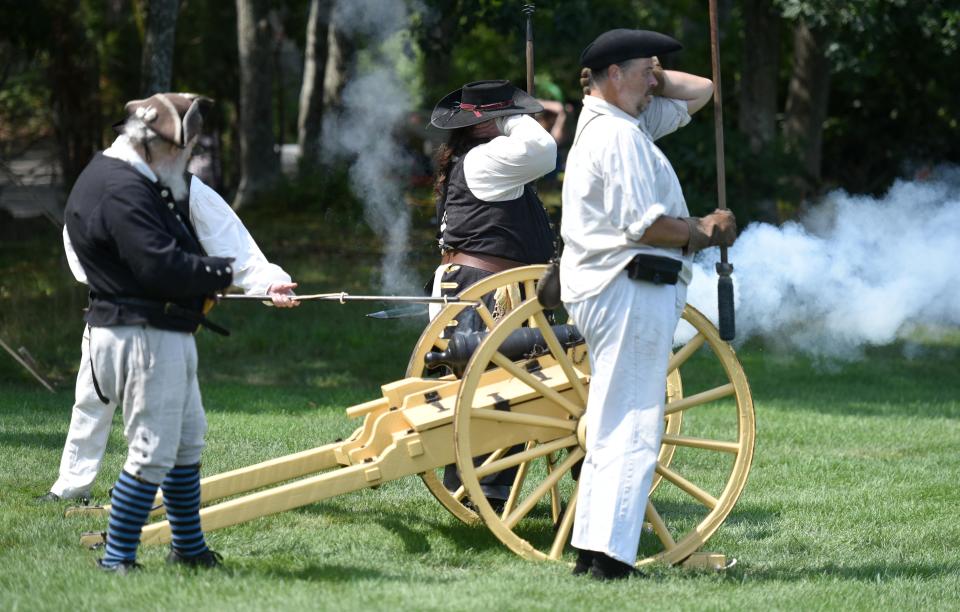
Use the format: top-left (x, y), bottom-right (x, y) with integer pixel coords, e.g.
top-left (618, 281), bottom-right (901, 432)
top-left (54, 325), bottom-right (207, 487)
top-left (566, 271), bottom-right (686, 565)
top-left (50, 326), bottom-right (116, 499)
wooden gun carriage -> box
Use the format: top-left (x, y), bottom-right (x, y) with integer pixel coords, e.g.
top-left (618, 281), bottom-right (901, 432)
top-left (77, 265), bottom-right (754, 569)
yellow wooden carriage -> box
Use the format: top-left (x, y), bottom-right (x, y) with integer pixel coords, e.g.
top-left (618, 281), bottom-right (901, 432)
top-left (77, 265), bottom-right (754, 570)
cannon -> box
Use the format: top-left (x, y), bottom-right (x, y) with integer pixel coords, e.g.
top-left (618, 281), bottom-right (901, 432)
top-left (75, 265), bottom-right (755, 569)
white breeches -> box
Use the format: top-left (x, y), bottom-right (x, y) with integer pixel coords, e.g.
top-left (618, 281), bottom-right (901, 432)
top-left (50, 326), bottom-right (117, 498)
top-left (87, 325), bottom-right (207, 484)
top-left (566, 271), bottom-right (686, 565)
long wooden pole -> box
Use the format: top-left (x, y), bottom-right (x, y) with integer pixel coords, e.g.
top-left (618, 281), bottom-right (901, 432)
top-left (523, 3), bottom-right (535, 95)
top-left (709, 0), bottom-right (736, 341)
top-left (0, 337), bottom-right (55, 392)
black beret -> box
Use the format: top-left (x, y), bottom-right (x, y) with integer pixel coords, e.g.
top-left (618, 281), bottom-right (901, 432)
top-left (580, 29), bottom-right (682, 70)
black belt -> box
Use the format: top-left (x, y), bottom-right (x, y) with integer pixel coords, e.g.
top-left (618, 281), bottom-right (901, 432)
top-left (94, 294), bottom-right (230, 336)
top-left (625, 254), bottom-right (681, 286)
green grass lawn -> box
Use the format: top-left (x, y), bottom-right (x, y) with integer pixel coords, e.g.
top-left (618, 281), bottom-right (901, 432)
top-left (1, 214), bottom-right (958, 610)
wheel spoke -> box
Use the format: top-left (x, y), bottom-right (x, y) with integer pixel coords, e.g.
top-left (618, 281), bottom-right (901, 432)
top-left (549, 484), bottom-right (579, 560)
top-left (475, 435), bottom-right (579, 479)
top-left (668, 333), bottom-right (705, 373)
top-left (523, 279), bottom-right (537, 301)
top-left (504, 448), bottom-right (584, 530)
top-left (508, 284), bottom-right (522, 315)
top-left (451, 447), bottom-right (510, 503)
top-left (471, 407), bottom-right (576, 434)
top-left (475, 303), bottom-right (497, 330)
top-left (503, 442), bottom-right (535, 518)
top-left (531, 310), bottom-right (589, 406)
top-left (644, 500), bottom-right (677, 550)
top-left (655, 463), bottom-right (719, 509)
top-left (660, 434), bottom-right (740, 454)
top-left (490, 352), bottom-right (584, 418)
top-left (546, 452), bottom-right (561, 524)
top-left (432, 336), bottom-right (450, 351)
top-left (664, 383), bottom-right (735, 416)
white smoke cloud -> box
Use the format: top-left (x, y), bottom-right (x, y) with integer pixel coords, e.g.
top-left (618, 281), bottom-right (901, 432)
top-left (680, 166), bottom-right (960, 359)
top-left (322, 0), bottom-right (422, 295)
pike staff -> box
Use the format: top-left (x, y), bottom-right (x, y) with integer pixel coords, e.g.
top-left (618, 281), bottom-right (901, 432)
top-left (709, 0), bottom-right (736, 341)
top-left (523, 3), bottom-right (535, 95)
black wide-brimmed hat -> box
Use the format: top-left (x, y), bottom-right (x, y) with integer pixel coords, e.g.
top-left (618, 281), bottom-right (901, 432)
top-left (580, 29), bottom-right (682, 70)
top-left (430, 80), bottom-right (542, 130)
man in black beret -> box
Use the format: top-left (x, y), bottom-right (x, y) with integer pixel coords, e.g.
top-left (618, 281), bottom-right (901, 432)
top-left (61, 93), bottom-right (282, 573)
top-left (560, 29), bottom-right (737, 580)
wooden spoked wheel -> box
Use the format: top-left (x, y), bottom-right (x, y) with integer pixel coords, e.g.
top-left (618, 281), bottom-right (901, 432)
top-left (407, 266), bottom-right (685, 525)
top-left (452, 294), bottom-right (755, 566)
top-left (406, 265), bottom-right (551, 525)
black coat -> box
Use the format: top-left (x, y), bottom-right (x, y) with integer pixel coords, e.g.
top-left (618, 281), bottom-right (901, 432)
top-left (64, 153), bottom-right (233, 332)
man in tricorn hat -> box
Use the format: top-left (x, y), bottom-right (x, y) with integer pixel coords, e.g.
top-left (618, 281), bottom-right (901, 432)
top-left (429, 79), bottom-right (557, 511)
top-left (39, 94), bottom-right (299, 523)
top-left (60, 93), bottom-right (296, 573)
top-left (560, 29), bottom-right (737, 579)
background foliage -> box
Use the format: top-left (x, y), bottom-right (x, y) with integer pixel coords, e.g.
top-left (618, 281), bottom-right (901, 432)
top-left (2, 0), bottom-right (959, 222)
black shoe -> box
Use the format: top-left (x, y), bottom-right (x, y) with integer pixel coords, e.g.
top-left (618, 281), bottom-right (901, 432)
top-left (572, 548), bottom-right (595, 576)
top-left (589, 552), bottom-right (645, 581)
top-left (97, 559), bottom-right (142, 575)
top-left (166, 548), bottom-right (223, 568)
top-left (36, 491), bottom-right (91, 505)
top-left (463, 497), bottom-right (506, 515)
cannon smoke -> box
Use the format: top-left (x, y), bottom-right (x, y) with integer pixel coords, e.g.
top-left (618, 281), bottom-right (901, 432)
top-left (681, 165), bottom-right (960, 359)
top-left (321, 0), bottom-right (422, 295)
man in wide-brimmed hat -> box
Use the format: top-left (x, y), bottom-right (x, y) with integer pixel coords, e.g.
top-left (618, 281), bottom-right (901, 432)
top-left (428, 79), bottom-right (557, 511)
top-left (560, 29), bottom-right (737, 580)
top-left (53, 93), bottom-right (297, 573)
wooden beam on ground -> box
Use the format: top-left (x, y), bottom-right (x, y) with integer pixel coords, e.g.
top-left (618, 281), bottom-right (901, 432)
top-left (0, 336), bottom-right (56, 392)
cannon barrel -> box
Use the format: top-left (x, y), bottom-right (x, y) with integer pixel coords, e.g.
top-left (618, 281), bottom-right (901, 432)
top-left (425, 324), bottom-right (583, 376)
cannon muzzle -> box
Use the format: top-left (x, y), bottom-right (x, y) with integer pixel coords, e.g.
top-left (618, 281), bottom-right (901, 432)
top-left (425, 324), bottom-right (583, 376)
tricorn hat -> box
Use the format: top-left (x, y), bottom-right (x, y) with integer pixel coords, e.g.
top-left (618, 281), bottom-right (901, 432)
top-left (120, 93), bottom-right (214, 147)
top-left (580, 29), bottom-right (682, 70)
top-left (430, 80), bottom-right (542, 130)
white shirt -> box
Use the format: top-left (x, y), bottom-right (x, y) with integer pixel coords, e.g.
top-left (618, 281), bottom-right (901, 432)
top-left (63, 136), bottom-right (291, 296)
top-left (462, 114), bottom-right (557, 201)
top-left (560, 95), bottom-right (693, 303)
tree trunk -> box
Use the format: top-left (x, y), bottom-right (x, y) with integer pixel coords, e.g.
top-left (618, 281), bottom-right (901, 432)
top-left (783, 19), bottom-right (832, 195)
top-left (322, 17), bottom-right (354, 112)
top-left (413, 8), bottom-right (457, 105)
top-left (140, 0), bottom-right (180, 96)
top-left (738, 0), bottom-right (780, 151)
top-left (233, 0), bottom-right (279, 210)
top-left (296, 0), bottom-right (332, 172)
top-left (47, 1), bottom-right (102, 187)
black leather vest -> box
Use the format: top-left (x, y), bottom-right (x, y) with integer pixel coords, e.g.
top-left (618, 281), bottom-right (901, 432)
top-left (439, 157), bottom-right (554, 264)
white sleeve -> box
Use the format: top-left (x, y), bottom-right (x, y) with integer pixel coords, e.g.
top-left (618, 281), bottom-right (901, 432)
top-left (637, 97), bottom-right (691, 141)
top-left (188, 176), bottom-right (292, 295)
top-left (63, 226), bottom-right (88, 285)
top-left (463, 114), bottom-right (557, 201)
top-left (601, 128), bottom-right (667, 241)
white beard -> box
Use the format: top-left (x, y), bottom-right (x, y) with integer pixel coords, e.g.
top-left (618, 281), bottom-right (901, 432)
top-left (152, 144), bottom-right (193, 201)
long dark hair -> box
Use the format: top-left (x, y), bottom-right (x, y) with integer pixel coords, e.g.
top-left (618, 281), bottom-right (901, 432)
top-left (433, 127), bottom-right (487, 202)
